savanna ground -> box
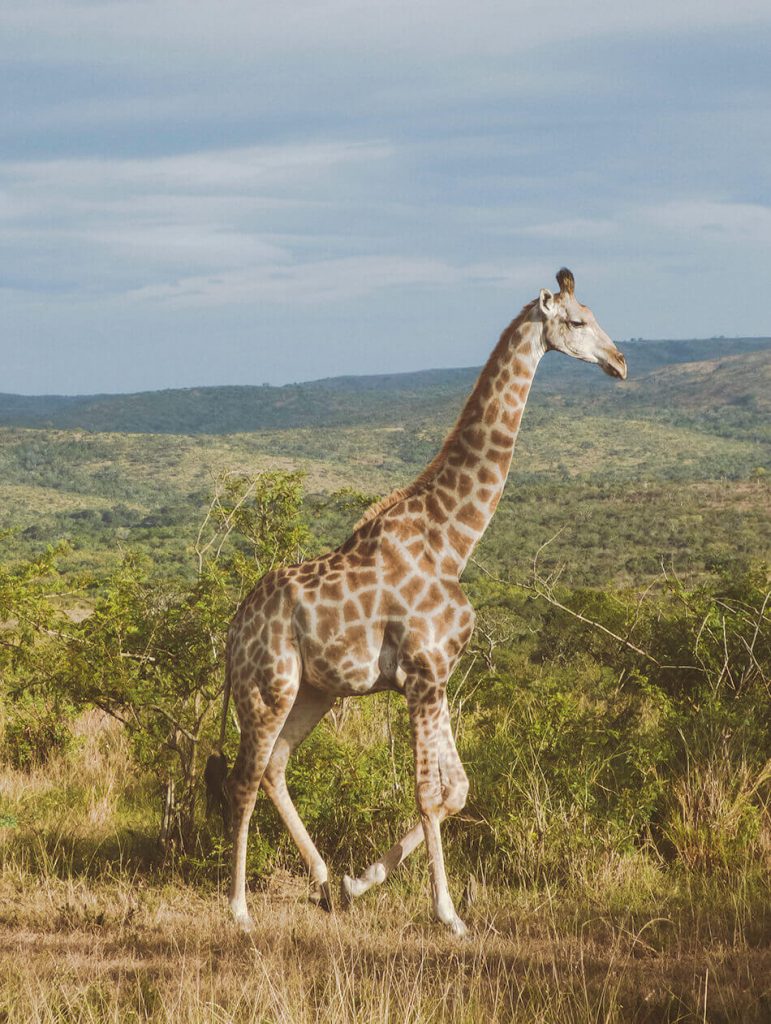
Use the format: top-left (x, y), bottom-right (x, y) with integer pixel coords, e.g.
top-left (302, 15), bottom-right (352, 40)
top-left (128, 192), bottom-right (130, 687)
top-left (5, 874), bottom-right (769, 1024)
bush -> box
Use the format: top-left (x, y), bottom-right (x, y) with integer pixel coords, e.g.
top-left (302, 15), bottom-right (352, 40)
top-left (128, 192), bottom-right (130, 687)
top-left (0, 543), bottom-right (79, 770)
top-left (1, 484), bottom-right (769, 891)
top-left (0, 691), bottom-right (75, 770)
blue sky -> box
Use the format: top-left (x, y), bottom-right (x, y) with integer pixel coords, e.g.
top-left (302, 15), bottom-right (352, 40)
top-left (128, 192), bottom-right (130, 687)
top-left (1, 1), bottom-right (770, 394)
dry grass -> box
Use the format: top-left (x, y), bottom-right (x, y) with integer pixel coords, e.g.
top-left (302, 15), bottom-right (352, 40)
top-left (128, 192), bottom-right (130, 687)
top-left (663, 749), bottom-right (771, 874)
top-left (1, 716), bottom-right (770, 1023)
top-left (2, 868), bottom-right (770, 1024)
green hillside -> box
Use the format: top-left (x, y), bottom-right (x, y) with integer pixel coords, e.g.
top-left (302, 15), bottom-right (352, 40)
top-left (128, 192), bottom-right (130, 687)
top-left (1, 336), bottom-right (768, 587)
top-left (618, 348), bottom-right (771, 414)
top-left (1, 337), bottom-right (768, 435)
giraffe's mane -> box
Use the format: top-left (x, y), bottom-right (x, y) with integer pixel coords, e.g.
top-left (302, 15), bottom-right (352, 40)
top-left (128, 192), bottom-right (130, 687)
top-left (352, 299), bottom-right (538, 531)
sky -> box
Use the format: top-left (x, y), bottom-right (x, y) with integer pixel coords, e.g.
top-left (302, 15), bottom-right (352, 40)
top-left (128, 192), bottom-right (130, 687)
top-left (1, 1), bottom-right (770, 395)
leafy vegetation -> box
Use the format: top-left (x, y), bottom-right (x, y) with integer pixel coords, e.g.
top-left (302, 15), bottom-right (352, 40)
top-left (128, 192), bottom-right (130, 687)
top-left (2, 478), bottom-right (768, 883)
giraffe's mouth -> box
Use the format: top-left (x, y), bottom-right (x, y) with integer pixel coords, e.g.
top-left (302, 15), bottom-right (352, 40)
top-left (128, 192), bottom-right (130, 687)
top-left (599, 349), bottom-right (627, 380)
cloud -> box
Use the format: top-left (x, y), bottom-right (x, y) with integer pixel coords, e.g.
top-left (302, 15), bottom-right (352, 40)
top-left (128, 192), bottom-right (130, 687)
top-left (3, 0), bottom-right (769, 67)
top-left (2, 141), bottom-right (393, 195)
top-left (124, 255), bottom-right (536, 308)
top-left (643, 200), bottom-right (771, 243)
top-left (0, 141), bottom-right (396, 292)
top-left (519, 218), bottom-right (617, 241)
top-left (0, 3), bottom-right (769, 391)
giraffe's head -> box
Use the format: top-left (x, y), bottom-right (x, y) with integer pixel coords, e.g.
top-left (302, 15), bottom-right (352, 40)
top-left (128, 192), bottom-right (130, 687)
top-left (537, 268), bottom-right (627, 380)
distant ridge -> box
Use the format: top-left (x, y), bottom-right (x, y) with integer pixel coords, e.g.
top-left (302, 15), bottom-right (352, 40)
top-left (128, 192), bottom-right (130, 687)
top-left (1, 337), bottom-right (768, 436)
top-left (619, 348), bottom-right (771, 414)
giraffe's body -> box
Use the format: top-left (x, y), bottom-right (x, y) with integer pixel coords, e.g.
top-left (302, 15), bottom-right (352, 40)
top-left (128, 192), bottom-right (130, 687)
top-left (224, 270), bottom-right (627, 934)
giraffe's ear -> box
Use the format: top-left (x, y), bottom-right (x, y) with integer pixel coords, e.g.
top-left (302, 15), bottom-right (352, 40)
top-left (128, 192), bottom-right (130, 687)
top-left (539, 288), bottom-right (555, 318)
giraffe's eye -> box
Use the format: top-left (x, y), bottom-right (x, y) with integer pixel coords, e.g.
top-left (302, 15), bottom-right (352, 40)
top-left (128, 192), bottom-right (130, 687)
top-left (568, 320), bottom-right (585, 328)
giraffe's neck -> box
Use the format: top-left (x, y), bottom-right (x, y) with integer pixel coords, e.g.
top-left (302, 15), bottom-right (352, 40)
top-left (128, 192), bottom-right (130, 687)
top-left (419, 306), bottom-right (545, 575)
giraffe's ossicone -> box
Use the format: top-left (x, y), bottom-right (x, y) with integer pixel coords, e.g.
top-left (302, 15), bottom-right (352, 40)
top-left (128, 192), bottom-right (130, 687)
top-left (222, 269), bottom-right (627, 936)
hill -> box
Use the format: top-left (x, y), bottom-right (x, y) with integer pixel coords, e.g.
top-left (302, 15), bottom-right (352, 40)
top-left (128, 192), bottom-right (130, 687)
top-left (1, 337), bottom-right (768, 435)
top-left (618, 348), bottom-right (770, 414)
top-left (0, 335), bottom-right (768, 586)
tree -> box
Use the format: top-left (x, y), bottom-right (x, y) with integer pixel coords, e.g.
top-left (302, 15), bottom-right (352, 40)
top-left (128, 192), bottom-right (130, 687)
top-left (61, 471), bottom-right (309, 851)
top-left (0, 541), bottom-right (76, 768)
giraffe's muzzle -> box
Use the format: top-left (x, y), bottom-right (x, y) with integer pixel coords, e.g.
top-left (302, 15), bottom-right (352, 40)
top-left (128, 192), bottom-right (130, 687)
top-left (598, 348), bottom-right (627, 380)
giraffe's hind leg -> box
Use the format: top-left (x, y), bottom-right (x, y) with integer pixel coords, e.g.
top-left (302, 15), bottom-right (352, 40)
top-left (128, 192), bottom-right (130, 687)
top-left (226, 651), bottom-right (300, 933)
top-left (261, 682), bottom-right (336, 911)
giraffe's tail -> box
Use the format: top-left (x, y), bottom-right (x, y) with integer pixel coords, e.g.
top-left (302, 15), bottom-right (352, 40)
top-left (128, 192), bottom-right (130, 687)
top-left (217, 652), bottom-right (232, 755)
top-left (203, 657), bottom-right (232, 827)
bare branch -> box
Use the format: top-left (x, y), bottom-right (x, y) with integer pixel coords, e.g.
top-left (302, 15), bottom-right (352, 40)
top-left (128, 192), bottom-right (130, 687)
top-left (470, 557), bottom-right (701, 672)
top-left (148, 704), bottom-right (199, 745)
top-left (195, 470), bottom-right (262, 575)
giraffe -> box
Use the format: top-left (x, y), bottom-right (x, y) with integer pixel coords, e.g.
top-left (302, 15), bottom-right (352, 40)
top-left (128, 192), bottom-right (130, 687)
top-left (222, 268), bottom-right (627, 936)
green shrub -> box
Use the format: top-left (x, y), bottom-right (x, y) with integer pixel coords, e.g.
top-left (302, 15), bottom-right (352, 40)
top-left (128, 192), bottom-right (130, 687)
top-left (0, 691), bottom-right (75, 770)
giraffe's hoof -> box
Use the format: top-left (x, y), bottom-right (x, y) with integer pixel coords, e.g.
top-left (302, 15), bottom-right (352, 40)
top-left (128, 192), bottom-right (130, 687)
top-left (445, 915), bottom-right (468, 938)
top-left (310, 881), bottom-right (333, 914)
top-left (340, 874), bottom-right (354, 910)
top-left (231, 908), bottom-right (256, 934)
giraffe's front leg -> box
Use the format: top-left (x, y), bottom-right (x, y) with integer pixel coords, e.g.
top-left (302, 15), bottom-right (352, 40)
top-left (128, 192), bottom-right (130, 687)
top-left (340, 696), bottom-right (469, 913)
top-left (408, 681), bottom-right (467, 936)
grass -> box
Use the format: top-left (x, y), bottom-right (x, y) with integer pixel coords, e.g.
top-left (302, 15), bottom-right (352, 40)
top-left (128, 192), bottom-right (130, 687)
top-left (1, 819), bottom-right (770, 1024)
top-left (2, 857), bottom-right (769, 1022)
top-left (1, 715), bottom-right (769, 1023)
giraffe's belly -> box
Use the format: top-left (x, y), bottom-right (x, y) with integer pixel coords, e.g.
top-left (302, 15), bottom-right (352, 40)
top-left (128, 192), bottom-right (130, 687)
top-left (294, 612), bottom-right (402, 696)
top-left (300, 636), bottom-right (399, 695)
